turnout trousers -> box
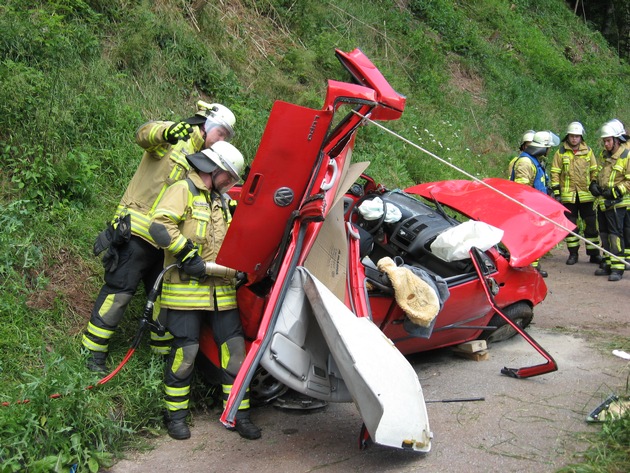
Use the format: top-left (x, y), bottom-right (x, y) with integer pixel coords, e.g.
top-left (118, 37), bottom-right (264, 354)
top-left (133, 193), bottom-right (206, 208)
top-left (82, 235), bottom-right (172, 354)
top-left (163, 307), bottom-right (249, 418)
top-left (563, 197), bottom-right (600, 257)
top-left (597, 207), bottom-right (627, 274)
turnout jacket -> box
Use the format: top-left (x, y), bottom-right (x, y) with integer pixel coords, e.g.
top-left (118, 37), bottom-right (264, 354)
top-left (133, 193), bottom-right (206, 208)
top-left (549, 141), bottom-right (597, 204)
top-left (115, 121), bottom-right (205, 245)
top-left (508, 152), bottom-right (548, 194)
top-left (149, 172), bottom-right (236, 311)
top-left (596, 146), bottom-right (630, 210)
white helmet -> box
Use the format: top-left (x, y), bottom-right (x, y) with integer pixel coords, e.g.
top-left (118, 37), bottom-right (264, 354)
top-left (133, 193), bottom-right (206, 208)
top-left (521, 129), bottom-right (535, 144)
top-left (599, 122), bottom-right (627, 142)
top-left (208, 141), bottom-right (244, 179)
top-left (531, 130), bottom-right (560, 148)
top-left (196, 101), bottom-right (236, 141)
top-left (565, 121), bottom-right (585, 136)
top-left (600, 123), bottom-right (621, 139)
top-left (605, 119), bottom-right (627, 141)
top-left (210, 141), bottom-right (243, 193)
top-left (188, 142), bottom-right (244, 193)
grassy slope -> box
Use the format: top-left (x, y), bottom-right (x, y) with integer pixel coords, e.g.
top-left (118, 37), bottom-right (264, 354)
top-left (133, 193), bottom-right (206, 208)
top-left (0, 0), bottom-right (628, 471)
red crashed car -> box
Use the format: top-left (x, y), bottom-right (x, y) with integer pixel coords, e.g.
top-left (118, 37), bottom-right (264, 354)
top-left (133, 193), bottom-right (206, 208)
top-left (196, 48), bottom-right (572, 452)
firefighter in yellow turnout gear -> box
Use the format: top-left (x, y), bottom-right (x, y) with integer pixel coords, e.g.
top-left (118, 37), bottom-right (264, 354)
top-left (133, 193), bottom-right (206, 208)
top-left (508, 130), bottom-right (560, 277)
top-left (590, 121), bottom-right (630, 281)
top-left (83, 102), bottom-right (236, 372)
top-left (549, 122), bottom-right (601, 265)
top-left (149, 143), bottom-right (261, 441)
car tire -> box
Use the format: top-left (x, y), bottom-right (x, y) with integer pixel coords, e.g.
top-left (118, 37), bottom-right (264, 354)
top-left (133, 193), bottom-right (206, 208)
top-left (482, 301), bottom-right (533, 344)
top-left (249, 366), bottom-right (289, 406)
top-left (195, 355), bottom-right (288, 407)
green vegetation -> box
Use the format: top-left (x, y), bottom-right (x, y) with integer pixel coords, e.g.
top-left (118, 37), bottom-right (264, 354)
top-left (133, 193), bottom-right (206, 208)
top-left (1, 0), bottom-right (628, 471)
top-left (559, 410), bottom-right (630, 473)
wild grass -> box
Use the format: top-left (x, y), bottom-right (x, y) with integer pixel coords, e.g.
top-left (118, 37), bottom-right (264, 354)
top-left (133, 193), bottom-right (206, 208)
top-left (1, 0), bottom-right (629, 470)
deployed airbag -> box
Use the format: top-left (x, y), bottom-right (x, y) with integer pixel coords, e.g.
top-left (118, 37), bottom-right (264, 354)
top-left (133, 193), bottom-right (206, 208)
top-left (430, 220), bottom-right (504, 262)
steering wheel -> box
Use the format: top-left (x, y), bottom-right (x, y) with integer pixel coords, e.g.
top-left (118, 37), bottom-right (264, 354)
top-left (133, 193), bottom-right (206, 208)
top-left (348, 193), bottom-right (387, 235)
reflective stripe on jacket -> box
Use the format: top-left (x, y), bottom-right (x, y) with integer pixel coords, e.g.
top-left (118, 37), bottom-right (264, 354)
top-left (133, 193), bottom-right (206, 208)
top-left (149, 172), bottom-right (236, 311)
top-left (596, 147), bottom-right (630, 210)
top-left (550, 142), bottom-right (597, 203)
top-left (114, 121), bottom-right (205, 246)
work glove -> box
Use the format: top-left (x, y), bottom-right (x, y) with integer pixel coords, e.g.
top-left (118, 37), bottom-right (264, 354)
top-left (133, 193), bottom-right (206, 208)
top-left (550, 185), bottom-right (561, 202)
top-left (93, 214), bottom-right (131, 256)
top-left (111, 214), bottom-right (131, 246)
top-left (163, 122), bottom-right (192, 144)
top-left (97, 215), bottom-right (132, 272)
top-left (589, 181), bottom-right (602, 197)
top-left (175, 239), bottom-right (206, 279)
top-left (102, 245), bottom-right (120, 273)
top-left (601, 186), bottom-right (623, 200)
top-left (235, 271), bottom-right (247, 289)
top-left (604, 199), bottom-right (619, 210)
top-left (93, 225), bottom-right (115, 257)
top-left (180, 254), bottom-right (206, 279)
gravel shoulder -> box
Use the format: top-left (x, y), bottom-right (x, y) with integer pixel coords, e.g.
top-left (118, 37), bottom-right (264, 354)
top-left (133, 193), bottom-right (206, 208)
top-left (105, 247), bottom-right (630, 473)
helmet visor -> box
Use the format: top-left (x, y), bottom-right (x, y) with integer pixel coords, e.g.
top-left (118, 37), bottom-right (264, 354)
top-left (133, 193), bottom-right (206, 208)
top-left (213, 170), bottom-right (240, 194)
top-left (205, 117), bottom-right (234, 141)
top-left (533, 131), bottom-right (560, 147)
top-left (214, 150), bottom-right (241, 181)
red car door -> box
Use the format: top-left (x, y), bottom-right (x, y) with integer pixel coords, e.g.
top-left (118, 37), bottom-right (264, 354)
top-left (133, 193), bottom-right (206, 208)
top-left (216, 101), bottom-right (333, 282)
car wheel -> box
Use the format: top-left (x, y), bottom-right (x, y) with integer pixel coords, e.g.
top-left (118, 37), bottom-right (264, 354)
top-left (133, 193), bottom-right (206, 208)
top-left (195, 356), bottom-right (287, 406)
top-left (482, 301), bottom-right (533, 344)
top-left (249, 366), bottom-right (288, 406)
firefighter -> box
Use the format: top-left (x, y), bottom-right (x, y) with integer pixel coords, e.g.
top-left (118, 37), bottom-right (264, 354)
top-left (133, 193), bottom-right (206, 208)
top-left (589, 122), bottom-right (630, 281)
top-left (508, 130), bottom-right (560, 277)
top-left (148, 142), bottom-right (261, 441)
top-left (549, 122), bottom-right (601, 265)
top-left (507, 130), bottom-right (535, 173)
top-left (83, 102), bottom-right (236, 372)
top-left (604, 119), bottom-right (630, 265)
top-left (518, 129), bottom-right (536, 152)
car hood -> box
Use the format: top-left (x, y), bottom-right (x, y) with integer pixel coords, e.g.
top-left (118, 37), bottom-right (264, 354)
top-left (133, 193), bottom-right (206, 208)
top-left (406, 178), bottom-right (576, 267)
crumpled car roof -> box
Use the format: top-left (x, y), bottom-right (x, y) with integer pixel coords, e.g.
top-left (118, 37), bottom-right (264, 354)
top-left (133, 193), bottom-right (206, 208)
top-left (406, 178), bottom-right (576, 267)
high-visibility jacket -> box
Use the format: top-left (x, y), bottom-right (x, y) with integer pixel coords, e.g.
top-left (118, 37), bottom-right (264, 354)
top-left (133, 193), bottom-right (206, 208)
top-left (115, 121), bottom-right (205, 245)
top-left (508, 152), bottom-right (548, 194)
top-left (549, 141), bottom-right (597, 204)
top-left (149, 172), bottom-right (236, 311)
top-left (596, 147), bottom-right (630, 210)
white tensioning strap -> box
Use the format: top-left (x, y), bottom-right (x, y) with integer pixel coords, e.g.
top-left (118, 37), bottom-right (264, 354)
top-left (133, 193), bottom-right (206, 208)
top-left (353, 110), bottom-right (629, 268)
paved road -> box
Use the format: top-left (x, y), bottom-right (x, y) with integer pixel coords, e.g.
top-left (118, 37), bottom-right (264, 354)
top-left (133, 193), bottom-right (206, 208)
top-left (106, 250), bottom-right (629, 473)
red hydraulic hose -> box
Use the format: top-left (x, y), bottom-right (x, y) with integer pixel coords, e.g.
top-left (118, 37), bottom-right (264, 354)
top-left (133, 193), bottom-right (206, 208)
top-left (2, 264), bottom-right (177, 407)
top-left (1, 347), bottom-right (137, 407)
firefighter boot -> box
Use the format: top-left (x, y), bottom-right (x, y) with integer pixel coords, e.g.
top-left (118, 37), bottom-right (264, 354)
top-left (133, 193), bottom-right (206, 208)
top-left (588, 254), bottom-right (602, 264)
top-left (608, 270), bottom-right (623, 282)
top-left (230, 410), bottom-right (261, 440)
top-left (165, 410), bottom-right (190, 440)
top-left (536, 266), bottom-right (548, 278)
top-left (86, 351), bottom-right (107, 373)
top-left (594, 264), bottom-right (611, 276)
top-left (565, 251), bottom-right (578, 265)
